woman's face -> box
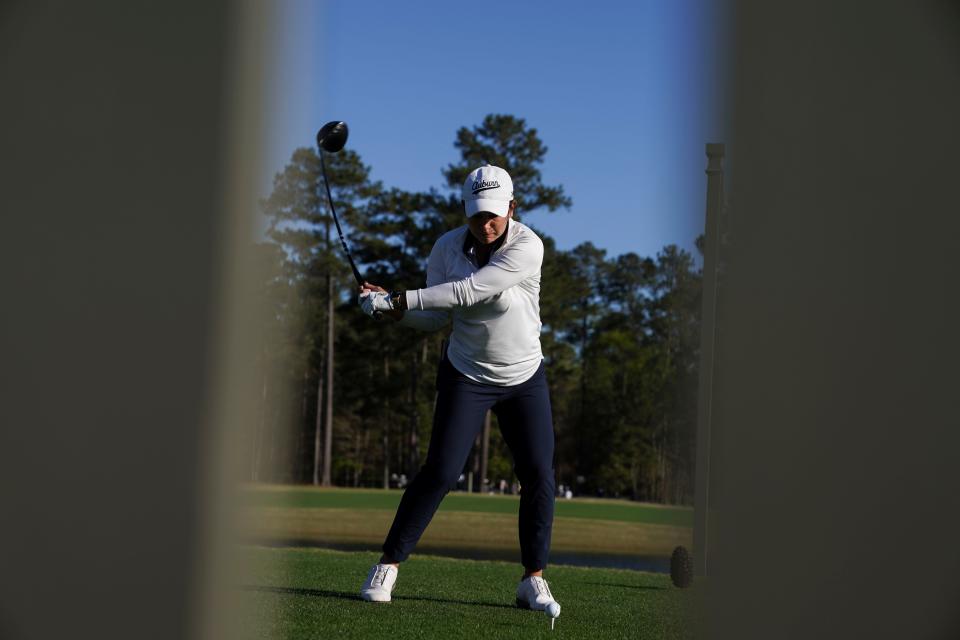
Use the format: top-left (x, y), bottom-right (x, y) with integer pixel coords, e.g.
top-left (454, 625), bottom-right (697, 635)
top-left (467, 202), bottom-right (515, 245)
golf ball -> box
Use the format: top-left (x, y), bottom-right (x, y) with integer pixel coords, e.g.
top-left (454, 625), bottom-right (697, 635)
top-left (546, 602), bottom-right (561, 618)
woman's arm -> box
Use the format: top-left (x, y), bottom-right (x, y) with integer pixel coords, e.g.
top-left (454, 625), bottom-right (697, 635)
top-left (406, 233), bottom-right (543, 311)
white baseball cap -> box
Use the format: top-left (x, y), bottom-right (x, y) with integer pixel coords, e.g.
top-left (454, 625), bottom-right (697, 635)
top-left (462, 165), bottom-right (514, 217)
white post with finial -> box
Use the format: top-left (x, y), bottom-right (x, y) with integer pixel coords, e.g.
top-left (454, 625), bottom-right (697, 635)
top-left (693, 143), bottom-right (725, 578)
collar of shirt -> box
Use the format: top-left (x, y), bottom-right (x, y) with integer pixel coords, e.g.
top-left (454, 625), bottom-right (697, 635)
top-left (462, 220), bottom-right (510, 263)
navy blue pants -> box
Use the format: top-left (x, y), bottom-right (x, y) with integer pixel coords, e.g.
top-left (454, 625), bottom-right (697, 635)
top-left (382, 357), bottom-right (556, 571)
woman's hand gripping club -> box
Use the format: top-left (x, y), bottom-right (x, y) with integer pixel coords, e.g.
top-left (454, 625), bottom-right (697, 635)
top-left (358, 282), bottom-right (405, 321)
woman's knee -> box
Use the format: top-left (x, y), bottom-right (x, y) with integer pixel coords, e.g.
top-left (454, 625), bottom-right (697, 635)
top-left (515, 463), bottom-right (555, 488)
top-left (415, 460), bottom-right (461, 492)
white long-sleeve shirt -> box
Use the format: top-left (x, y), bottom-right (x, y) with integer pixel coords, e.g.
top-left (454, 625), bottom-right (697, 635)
top-left (399, 220), bottom-right (544, 386)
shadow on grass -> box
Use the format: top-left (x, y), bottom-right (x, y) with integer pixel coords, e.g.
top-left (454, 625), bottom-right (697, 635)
top-left (241, 585), bottom-right (516, 610)
top-left (248, 539), bottom-right (671, 573)
top-left (393, 594), bottom-right (516, 610)
top-left (242, 585), bottom-right (361, 601)
top-left (581, 582), bottom-right (666, 591)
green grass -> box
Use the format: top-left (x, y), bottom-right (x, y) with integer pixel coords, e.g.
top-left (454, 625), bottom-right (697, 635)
top-left (243, 485), bottom-right (693, 528)
top-left (240, 546), bottom-right (691, 640)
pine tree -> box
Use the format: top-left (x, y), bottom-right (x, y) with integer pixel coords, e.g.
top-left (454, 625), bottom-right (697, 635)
top-left (260, 146), bottom-right (379, 486)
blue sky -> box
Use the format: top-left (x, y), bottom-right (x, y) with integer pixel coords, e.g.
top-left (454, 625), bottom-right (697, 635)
top-left (262, 0), bottom-right (726, 260)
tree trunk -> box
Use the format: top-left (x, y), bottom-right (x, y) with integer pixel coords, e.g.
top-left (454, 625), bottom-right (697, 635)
top-left (472, 435), bottom-right (480, 469)
top-left (252, 357), bottom-right (268, 482)
top-left (353, 429), bottom-right (362, 487)
top-left (657, 429), bottom-right (667, 502)
top-left (577, 300), bottom-right (588, 478)
top-left (480, 411), bottom-right (491, 492)
top-left (382, 432), bottom-right (390, 489)
top-left (379, 358), bottom-right (389, 489)
top-left (266, 404), bottom-right (279, 483)
top-left (300, 367), bottom-right (309, 424)
top-left (322, 273), bottom-right (334, 486)
top-left (312, 349), bottom-right (324, 486)
top-left (407, 343), bottom-right (420, 478)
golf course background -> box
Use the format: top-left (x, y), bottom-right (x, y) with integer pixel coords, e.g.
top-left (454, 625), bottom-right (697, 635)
top-left (255, 113), bottom-right (701, 508)
top-left (242, 485), bottom-right (692, 571)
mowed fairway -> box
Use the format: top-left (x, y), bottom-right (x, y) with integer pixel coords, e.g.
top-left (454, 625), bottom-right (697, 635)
top-left (239, 546), bottom-right (692, 640)
top-left (241, 486), bottom-right (692, 565)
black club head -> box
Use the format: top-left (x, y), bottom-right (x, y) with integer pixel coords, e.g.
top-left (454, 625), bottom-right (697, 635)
top-left (317, 120), bottom-right (349, 153)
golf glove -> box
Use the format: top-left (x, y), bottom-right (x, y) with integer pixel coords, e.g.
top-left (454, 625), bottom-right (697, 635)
top-left (359, 290), bottom-right (394, 318)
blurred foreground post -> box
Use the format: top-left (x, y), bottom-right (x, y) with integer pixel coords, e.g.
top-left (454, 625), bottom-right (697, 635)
top-left (0, 1), bottom-right (279, 638)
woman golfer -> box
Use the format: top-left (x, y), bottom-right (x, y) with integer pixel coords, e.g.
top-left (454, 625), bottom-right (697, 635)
top-left (357, 165), bottom-right (560, 614)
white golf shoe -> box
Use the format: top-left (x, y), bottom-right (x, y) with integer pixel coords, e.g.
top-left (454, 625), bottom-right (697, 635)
top-left (360, 563), bottom-right (398, 602)
top-left (516, 575), bottom-right (559, 612)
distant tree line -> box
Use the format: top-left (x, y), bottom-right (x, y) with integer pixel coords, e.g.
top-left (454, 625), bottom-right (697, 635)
top-left (252, 114), bottom-right (702, 504)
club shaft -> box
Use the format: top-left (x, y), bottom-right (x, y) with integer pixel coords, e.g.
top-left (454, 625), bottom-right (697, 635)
top-left (320, 152), bottom-right (364, 286)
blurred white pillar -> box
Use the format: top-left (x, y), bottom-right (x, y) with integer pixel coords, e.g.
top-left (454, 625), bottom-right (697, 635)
top-left (191, 1), bottom-right (277, 639)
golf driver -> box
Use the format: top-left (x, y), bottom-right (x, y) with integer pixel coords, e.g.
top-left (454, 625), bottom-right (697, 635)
top-left (316, 120), bottom-right (364, 286)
